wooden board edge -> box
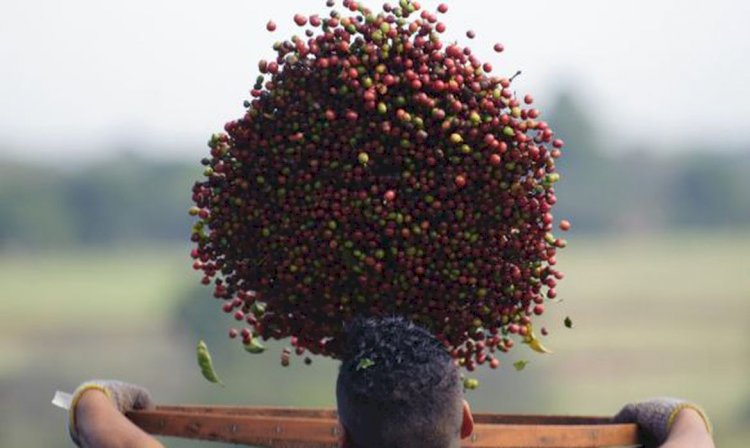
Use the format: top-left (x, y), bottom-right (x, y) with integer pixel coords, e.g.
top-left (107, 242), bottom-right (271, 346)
top-left (128, 408), bottom-right (641, 448)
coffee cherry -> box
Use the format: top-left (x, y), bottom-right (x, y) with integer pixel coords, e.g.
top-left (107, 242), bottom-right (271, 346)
top-left (192, 0), bottom-right (568, 373)
top-left (454, 175), bottom-right (467, 188)
top-left (293, 14), bottom-right (308, 26)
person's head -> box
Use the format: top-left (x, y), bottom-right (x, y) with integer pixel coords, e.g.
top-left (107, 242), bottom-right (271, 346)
top-left (336, 316), bottom-right (474, 448)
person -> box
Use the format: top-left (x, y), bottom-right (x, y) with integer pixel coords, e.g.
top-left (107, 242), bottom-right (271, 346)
top-left (67, 317), bottom-right (714, 448)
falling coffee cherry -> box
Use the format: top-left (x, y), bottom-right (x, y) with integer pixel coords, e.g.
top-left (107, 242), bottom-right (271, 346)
top-left (293, 14), bottom-right (308, 26)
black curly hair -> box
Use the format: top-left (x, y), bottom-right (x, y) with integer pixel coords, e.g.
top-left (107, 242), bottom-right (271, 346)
top-left (336, 317), bottom-right (464, 448)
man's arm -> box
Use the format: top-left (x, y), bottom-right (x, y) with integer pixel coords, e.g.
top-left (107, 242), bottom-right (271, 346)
top-left (660, 407), bottom-right (714, 448)
top-left (615, 398), bottom-right (714, 448)
top-left (74, 389), bottom-right (164, 448)
top-left (68, 380), bottom-right (164, 448)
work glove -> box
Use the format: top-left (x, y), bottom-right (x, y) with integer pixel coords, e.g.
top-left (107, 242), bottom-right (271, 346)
top-left (614, 398), bottom-right (711, 447)
top-left (68, 380), bottom-right (155, 447)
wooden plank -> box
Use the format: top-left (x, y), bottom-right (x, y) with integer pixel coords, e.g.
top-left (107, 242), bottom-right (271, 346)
top-left (472, 414), bottom-right (615, 425)
top-left (466, 423), bottom-right (640, 448)
top-left (127, 410), bottom-right (340, 448)
top-left (151, 406), bottom-right (615, 425)
top-left (126, 406), bottom-right (641, 448)
top-left (154, 405), bottom-right (337, 419)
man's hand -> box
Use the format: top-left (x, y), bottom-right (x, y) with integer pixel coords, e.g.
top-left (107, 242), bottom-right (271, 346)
top-left (614, 398), bottom-right (713, 448)
top-left (69, 380), bottom-right (163, 448)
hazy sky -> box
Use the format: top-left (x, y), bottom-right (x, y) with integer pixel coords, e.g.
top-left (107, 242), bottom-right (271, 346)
top-left (1, 0), bottom-right (749, 161)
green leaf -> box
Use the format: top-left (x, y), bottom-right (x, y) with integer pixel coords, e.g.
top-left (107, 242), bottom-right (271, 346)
top-left (564, 316), bottom-right (574, 328)
top-left (356, 358), bottom-right (375, 371)
top-left (513, 360), bottom-right (529, 371)
top-left (244, 338), bottom-right (266, 354)
top-left (197, 340), bottom-right (224, 386)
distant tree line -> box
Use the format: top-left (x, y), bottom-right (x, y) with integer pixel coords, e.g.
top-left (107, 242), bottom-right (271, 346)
top-left (0, 157), bottom-right (199, 249)
top-left (1, 93), bottom-right (749, 250)
top-left (549, 92), bottom-right (750, 233)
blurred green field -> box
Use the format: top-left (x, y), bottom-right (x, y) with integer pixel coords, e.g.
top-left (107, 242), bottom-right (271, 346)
top-left (1, 232), bottom-right (748, 447)
top-left (1, 246), bottom-right (190, 332)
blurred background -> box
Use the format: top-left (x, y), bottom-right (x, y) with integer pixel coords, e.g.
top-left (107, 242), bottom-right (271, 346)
top-left (1, 0), bottom-right (748, 446)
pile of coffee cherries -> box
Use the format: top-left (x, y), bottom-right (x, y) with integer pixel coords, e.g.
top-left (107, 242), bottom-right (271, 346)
top-left (190, 0), bottom-right (568, 371)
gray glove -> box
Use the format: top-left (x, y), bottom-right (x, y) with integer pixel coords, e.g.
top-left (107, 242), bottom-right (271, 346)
top-left (614, 398), bottom-right (711, 446)
top-left (69, 380), bottom-right (155, 446)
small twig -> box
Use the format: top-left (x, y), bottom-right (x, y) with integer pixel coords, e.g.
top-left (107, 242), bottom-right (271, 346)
top-left (509, 70), bottom-right (522, 82)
